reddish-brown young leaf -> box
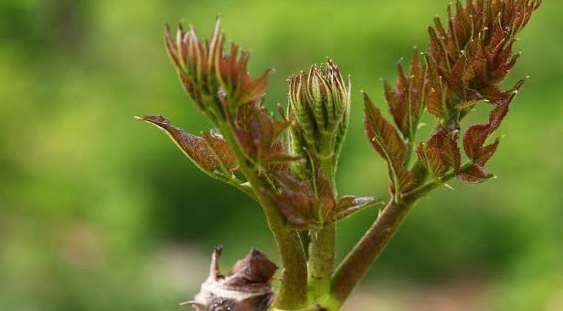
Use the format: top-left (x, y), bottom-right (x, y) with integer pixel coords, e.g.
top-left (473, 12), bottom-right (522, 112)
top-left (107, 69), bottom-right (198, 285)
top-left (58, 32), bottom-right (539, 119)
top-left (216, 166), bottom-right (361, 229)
top-left (267, 172), bottom-right (323, 229)
top-left (474, 139), bottom-right (500, 166)
top-left (330, 196), bottom-right (382, 222)
top-left (417, 128), bottom-right (461, 179)
top-left (364, 92), bottom-right (417, 193)
top-left (164, 21), bottom-right (221, 111)
top-left (456, 164), bottom-right (494, 184)
top-left (462, 92), bottom-right (516, 162)
top-left (424, 0), bottom-right (541, 122)
top-left (427, 87), bottom-right (447, 119)
top-left (165, 18), bottom-right (273, 116)
top-left (417, 146), bottom-right (450, 178)
top-left (234, 100), bottom-right (301, 167)
top-left (383, 47), bottom-right (429, 140)
top-left (459, 92), bottom-right (519, 183)
top-left (364, 93), bottom-right (407, 164)
top-left (202, 129), bottom-right (239, 173)
top-left (463, 123), bottom-right (489, 160)
top-left (217, 43), bottom-right (273, 107)
top-left (138, 116), bottom-right (216, 172)
top-left (138, 116), bottom-right (239, 175)
top-left (489, 92), bottom-right (517, 130)
top-left (425, 54), bottom-right (450, 119)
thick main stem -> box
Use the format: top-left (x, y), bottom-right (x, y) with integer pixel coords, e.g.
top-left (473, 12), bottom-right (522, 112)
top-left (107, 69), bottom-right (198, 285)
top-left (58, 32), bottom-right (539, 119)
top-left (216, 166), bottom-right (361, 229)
top-left (330, 199), bottom-right (415, 304)
top-left (264, 207), bottom-right (309, 308)
top-left (308, 223), bottom-right (335, 299)
top-left (218, 123), bottom-right (308, 309)
top-left (307, 153), bottom-right (338, 300)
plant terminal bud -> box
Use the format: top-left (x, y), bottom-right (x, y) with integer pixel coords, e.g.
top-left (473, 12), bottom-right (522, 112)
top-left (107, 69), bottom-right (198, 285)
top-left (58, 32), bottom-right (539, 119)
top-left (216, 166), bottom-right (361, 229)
top-left (288, 59), bottom-right (351, 161)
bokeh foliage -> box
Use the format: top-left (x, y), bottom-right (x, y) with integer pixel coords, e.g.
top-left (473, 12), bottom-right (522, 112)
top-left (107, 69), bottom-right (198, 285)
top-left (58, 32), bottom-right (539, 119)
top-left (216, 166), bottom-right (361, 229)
top-left (1, 0), bottom-right (562, 310)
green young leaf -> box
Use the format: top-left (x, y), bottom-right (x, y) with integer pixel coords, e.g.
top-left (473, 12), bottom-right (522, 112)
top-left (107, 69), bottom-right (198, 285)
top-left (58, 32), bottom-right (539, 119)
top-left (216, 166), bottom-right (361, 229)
top-left (364, 92), bottom-right (417, 194)
top-left (330, 196), bottom-right (382, 222)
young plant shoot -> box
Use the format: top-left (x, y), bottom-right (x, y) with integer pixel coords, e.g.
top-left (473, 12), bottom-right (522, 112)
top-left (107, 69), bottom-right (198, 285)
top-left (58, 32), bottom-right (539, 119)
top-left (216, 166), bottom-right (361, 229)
top-left (138, 1), bottom-right (542, 310)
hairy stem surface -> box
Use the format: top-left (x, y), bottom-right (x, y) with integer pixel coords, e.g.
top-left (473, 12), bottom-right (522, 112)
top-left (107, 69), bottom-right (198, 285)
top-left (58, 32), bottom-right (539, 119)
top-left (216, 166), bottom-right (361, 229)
top-left (307, 153), bottom-right (338, 300)
top-left (330, 199), bottom-right (415, 304)
top-left (308, 223), bottom-right (336, 300)
top-left (218, 122), bottom-right (309, 309)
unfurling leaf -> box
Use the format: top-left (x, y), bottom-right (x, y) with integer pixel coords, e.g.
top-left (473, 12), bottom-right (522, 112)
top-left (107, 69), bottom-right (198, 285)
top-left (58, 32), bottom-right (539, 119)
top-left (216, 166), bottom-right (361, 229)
top-left (137, 116), bottom-right (238, 174)
top-left (425, 54), bottom-right (449, 119)
top-left (425, 0), bottom-right (541, 122)
top-left (330, 196), bottom-right (382, 222)
top-left (364, 93), bottom-right (417, 194)
top-left (165, 20), bottom-right (223, 111)
top-left (463, 124), bottom-right (490, 161)
top-left (383, 47), bottom-right (429, 140)
top-left (216, 42), bottom-right (273, 108)
top-left (202, 129), bottom-right (240, 172)
top-left (456, 164), bottom-right (494, 184)
top-left (235, 100), bottom-right (302, 168)
top-left (185, 246), bottom-right (276, 311)
top-left (417, 128), bottom-right (461, 179)
top-left (458, 93), bottom-right (516, 183)
top-left (165, 18), bottom-right (272, 117)
top-left (267, 172), bottom-right (325, 229)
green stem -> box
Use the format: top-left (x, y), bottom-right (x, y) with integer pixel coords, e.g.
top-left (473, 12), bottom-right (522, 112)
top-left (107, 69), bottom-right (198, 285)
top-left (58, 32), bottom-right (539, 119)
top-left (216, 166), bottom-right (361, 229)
top-left (404, 138), bottom-right (415, 168)
top-left (218, 122), bottom-right (308, 309)
top-left (402, 162), bottom-right (470, 201)
top-left (330, 199), bottom-right (415, 305)
top-left (307, 153), bottom-right (337, 300)
top-left (329, 162), bottom-right (471, 305)
top-left (308, 223), bottom-right (336, 300)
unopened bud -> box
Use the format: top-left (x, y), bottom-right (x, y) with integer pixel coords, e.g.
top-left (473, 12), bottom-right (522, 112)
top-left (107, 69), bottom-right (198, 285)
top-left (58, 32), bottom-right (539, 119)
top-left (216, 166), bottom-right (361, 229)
top-left (288, 59), bottom-right (351, 160)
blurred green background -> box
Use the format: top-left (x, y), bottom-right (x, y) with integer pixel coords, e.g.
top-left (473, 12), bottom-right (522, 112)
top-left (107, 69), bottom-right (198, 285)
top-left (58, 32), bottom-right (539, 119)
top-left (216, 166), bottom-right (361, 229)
top-left (1, 0), bottom-right (562, 310)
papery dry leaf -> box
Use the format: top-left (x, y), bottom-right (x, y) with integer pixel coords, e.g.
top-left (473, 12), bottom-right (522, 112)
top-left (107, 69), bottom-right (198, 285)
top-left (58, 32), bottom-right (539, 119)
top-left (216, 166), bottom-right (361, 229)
top-left (186, 247), bottom-right (276, 311)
